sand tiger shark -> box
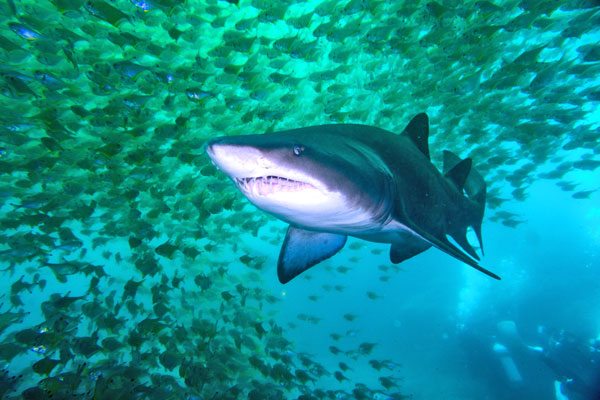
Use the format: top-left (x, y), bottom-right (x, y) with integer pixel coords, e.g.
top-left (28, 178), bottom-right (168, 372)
top-left (205, 113), bottom-right (499, 283)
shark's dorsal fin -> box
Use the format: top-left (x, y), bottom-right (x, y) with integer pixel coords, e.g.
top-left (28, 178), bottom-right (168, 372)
top-left (277, 226), bottom-right (347, 284)
top-left (445, 157), bottom-right (472, 191)
top-left (402, 113), bottom-right (430, 160)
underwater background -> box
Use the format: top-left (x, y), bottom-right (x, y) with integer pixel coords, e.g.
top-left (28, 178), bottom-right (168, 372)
top-left (1, 0), bottom-right (599, 399)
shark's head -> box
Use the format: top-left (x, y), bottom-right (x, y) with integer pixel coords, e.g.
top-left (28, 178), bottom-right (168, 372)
top-left (205, 127), bottom-right (393, 232)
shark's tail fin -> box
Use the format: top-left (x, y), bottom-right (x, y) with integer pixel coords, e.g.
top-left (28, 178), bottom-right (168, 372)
top-left (443, 150), bottom-right (487, 255)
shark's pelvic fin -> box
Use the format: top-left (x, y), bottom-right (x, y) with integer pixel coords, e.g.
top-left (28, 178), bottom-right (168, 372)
top-left (409, 223), bottom-right (500, 280)
top-left (390, 241), bottom-right (431, 264)
top-left (278, 226), bottom-right (347, 284)
top-left (402, 113), bottom-right (430, 160)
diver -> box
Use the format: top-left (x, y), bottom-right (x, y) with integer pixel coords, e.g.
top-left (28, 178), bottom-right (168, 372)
top-left (493, 321), bottom-right (600, 400)
top-left (459, 319), bottom-right (600, 399)
top-left (530, 327), bottom-right (600, 400)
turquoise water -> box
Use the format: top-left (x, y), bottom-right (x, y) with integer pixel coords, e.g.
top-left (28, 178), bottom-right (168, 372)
top-left (1, 0), bottom-right (599, 399)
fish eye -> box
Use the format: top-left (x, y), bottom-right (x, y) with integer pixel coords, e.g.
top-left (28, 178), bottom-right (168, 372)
top-left (293, 145), bottom-right (304, 156)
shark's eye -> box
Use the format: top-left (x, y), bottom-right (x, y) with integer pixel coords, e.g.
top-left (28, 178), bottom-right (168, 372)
top-left (293, 145), bottom-right (304, 156)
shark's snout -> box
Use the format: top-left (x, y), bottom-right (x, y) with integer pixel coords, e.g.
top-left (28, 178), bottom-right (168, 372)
top-left (205, 139), bottom-right (284, 186)
top-left (204, 139), bottom-right (244, 175)
top-left (202, 135), bottom-right (347, 227)
top-left (204, 138), bottom-right (224, 161)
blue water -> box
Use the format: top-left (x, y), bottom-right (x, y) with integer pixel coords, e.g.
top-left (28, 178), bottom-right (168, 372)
top-left (1, 0), bottom-right (600, 399)
top-left (276, 179), bottom-right (600, 399)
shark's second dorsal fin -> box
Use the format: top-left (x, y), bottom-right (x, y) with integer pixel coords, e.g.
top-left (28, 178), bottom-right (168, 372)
top-left (443, 150), bottom-right (486, 202)
top-left (278, 226), bottom-right (347, 284)
top-left (402, 113), bottom-right (430, 160)
top-left (445, 158), bottom-right (472, 192)
top-left (442, 150), bottom-right (461, 174)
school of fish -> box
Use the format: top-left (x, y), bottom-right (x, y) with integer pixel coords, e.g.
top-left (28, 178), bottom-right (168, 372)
top-left (0, 0), bottom-right (599, 399)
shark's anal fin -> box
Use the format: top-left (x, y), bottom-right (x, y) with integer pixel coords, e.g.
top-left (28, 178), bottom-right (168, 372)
top-left (449, 228), bottom-right (480, 261)
top-left (277, 226), bottom-right (347, 284)
top-left (390, 241), bottom-right (432, 264)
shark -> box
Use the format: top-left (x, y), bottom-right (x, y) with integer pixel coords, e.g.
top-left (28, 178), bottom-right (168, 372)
top-left (205, 113), bottom-right (500, 283)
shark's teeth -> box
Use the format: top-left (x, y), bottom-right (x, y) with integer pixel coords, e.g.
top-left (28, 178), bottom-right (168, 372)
top-left (235, 176), bottom-right (314, 196)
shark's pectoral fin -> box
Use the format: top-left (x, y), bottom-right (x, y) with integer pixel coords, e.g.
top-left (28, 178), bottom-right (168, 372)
top-left (390, 241), bottom-right (431, 264)
top-left (277, 226), bottom-right (347, 284)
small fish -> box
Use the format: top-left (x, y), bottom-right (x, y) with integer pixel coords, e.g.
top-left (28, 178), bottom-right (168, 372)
top-left (130, 0), bottom-right (154, 12)
top-left (194, 274), bottom-right (211, 290)
top-left (32, 357), bottom-right (60, 375)
top-left (573, 159), bottom-right (600, 171)
top-left (359, 342), bottom-right (377, 355)
top-left (113, 60), bottom-right (146, 80)
top-left (101, 337), bottom-right (124, 352)
top-left (334, 371), bottom-right (347, 382)
top-left (343, 313), bottom-right (357, 322)
top-left (62, 46), bottom-right (78, 70)
top-left (2, 73), bottom-right (38, 98)
top-left (366, 291), bottom-right (382, 300)
top-left (572, 189), bottom-right (597, 199)
top-left (185, 88), bottom-right (214, 102)
top-left (73, 335), bottom-right (101, 357)
top-left (8, 23), bottom-right (41, 40)
top-left (30, 345), bottom-right (47, 355)
top-left (221, 291), bottom-right (234, 301)
top-left (339, 362), bottom-right (351, 371)
top-left (154, 240), bottom-right (178, 258)
top-left (0, 34), bottom-right (20, 51)
top-left (0, 310), bottom-right (29, 334)
top-left (34, 71), bottom-right (65, 90)
top-left (85, 0), bottom-right (130, 26)
top-left (379, 376), bottom-right (398, 390)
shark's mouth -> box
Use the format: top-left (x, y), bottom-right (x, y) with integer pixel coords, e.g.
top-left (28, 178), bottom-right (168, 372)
top-left (235, 176), bottom-right (316, 196)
